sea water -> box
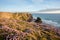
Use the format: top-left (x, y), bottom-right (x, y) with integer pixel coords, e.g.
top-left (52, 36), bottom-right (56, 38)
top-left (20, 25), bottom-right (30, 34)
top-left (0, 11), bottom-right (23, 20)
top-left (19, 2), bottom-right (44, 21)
top-left (32, 13), bottom-right (60, 27)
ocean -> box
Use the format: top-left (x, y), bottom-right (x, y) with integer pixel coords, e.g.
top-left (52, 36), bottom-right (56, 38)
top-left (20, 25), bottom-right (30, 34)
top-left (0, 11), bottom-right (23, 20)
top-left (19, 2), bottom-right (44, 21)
top-left (32, 13), bottom-right (60, 27)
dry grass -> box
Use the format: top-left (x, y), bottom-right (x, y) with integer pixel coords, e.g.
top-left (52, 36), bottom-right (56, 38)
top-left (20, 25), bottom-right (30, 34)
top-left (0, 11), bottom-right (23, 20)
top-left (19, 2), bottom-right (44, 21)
top-left (0, 18), bottom-right (60, 40)
top-left (0, 12), bottom-right (60, 40)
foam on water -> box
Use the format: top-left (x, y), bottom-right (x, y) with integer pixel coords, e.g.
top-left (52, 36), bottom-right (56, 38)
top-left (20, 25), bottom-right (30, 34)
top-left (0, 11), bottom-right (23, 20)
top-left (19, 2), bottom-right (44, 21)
top-left (42, 19), bottom-right (60, 27)
top-left (32, 14), bottom-right (60, 27)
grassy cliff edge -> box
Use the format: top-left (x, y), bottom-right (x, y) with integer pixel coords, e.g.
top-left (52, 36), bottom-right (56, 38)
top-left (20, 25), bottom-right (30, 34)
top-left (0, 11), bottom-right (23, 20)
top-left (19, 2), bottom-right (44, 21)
top-left (0, 12), bottom-right (60, 40)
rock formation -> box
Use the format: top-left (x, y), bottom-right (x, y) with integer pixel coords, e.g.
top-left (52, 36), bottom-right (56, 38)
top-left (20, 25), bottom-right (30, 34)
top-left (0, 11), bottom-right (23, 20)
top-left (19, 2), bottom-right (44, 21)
top-left (35, 17), bottom-right (42, 23)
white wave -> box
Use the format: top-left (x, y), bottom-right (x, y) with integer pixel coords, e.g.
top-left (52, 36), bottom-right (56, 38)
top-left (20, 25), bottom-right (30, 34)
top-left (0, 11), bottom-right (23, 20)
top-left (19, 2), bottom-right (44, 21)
top-left (33, 16), bottom-right (37, 19)
top-left (42, 19), bottom-right (60, 27)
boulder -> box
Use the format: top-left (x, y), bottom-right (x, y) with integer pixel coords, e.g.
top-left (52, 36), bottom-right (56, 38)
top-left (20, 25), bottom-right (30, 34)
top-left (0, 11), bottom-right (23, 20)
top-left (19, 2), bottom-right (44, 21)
top-left (35, 17), bottom-right (42, 23)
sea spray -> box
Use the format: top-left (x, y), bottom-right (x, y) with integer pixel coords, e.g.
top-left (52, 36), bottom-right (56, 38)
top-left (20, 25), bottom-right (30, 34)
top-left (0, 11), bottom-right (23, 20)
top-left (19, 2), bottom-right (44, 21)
top-left (42, 19), bottom-right (60, 27)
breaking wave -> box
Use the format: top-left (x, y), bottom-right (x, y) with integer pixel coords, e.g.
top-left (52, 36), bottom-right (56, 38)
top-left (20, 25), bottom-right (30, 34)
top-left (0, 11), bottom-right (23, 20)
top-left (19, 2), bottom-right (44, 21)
top-left (42, 19), bottom-right (60, 27)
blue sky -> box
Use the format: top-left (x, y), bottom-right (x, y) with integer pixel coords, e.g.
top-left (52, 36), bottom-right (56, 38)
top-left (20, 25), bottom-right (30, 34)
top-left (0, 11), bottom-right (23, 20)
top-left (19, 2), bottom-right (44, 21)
top-left (0, 0), bottom-right (60, 12)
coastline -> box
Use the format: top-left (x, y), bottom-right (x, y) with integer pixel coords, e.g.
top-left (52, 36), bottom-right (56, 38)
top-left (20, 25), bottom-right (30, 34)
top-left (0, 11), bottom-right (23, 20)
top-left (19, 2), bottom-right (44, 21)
top-left (32, 14), bottom-right (60, 27)
top-left (0, 12), bottom-right (60, 40)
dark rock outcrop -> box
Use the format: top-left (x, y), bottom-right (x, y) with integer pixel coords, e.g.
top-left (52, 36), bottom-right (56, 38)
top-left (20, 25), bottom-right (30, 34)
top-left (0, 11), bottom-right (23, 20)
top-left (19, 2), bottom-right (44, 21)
top-left (35, 17), bottom-right (42, 23)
